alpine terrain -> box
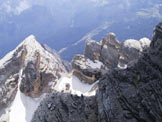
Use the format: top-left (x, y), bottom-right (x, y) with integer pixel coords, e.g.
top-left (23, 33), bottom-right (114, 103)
top-left (0, 22), bottom-right (162, 122)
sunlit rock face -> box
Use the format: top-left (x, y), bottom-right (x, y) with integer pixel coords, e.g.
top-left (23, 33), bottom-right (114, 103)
top-left (7, 35), bottom-right (67, 98)
top-left (72, 32), bottom-right (151, 84)
top-left (0, 35), bottom-right (67, 117)
top-left (72, 55), bottom-right (105, 84)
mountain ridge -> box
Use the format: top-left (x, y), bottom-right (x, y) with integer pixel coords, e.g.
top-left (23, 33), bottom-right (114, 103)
top-left (0, 23), bottom-right (162, 122)
top-left (32, 22), bottom-right (162, 122)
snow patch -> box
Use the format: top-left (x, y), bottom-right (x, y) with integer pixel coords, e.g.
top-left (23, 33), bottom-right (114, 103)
top-left (139, 37), bottom-right (151, 48)
top-left (55, 75), bottom-right (98, 96)
top-left (123, 39), bottom-right (142, 51)
top-left (9, 69), bottom-right (44, 122)
top-left (86, 59), bottom-right (104, 69)
top-left (123, 38), bottom-right (151, 52)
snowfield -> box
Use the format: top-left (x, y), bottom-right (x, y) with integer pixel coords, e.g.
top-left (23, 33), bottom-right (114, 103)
top-left (9, 69), bottom-right (45, 122)
top-left (9, 70), bottom-right (98, 122)
top-left (55, 75), bottom-right (98, 96)
top-left (2, 35), bottom-right (99, 122)
top-left (86, 59), bottom-right (104, 69)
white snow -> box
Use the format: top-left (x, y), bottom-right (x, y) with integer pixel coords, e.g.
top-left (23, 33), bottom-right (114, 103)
top-left (139, 37), bottom-right (151, 48)
top-left (86, 59), bottom-right (104, 69)
top-left (9, 69), bottom-right (44, 122)
top-left (0, 34), bottom-right (67, 121)
top-left (0, 34), bottom-right (66, 77)
top-left (0, 35), bottom-right (39, 68)
top-left (55, 75), bottom-right (98, 96)
top-left (123, 38), bottom-right (151, 52)
top-left (0, 48), bottom-right (18, 68)
top-left (123, 39), bottom-right (142, 51)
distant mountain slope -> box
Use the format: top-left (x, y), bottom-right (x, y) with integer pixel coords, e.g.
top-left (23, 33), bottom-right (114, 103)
top-left (0, 0), bottom-right (162, 60)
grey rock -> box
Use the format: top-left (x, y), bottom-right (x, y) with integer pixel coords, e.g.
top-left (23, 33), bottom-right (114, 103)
top-left (32, 92), bottom-right (98, 122)
top-left (0, 46), bottom-right (24, 110)
top-left (100, 44), bottom-right (120, 68)
top-left (97, 22), bottom-right (162, 122)
top-left (72, 33), bottom-right (150, 84)
top-left (72, 55), bottom-right (105, 84)
top-left (103, 32), bottom-right (120, 48)
top-left (84, 39), bottom-right (101, 61)
top-left (120, 38), bottom-right (150, 67)
top-left (32, 23), bottom-right (162, 122)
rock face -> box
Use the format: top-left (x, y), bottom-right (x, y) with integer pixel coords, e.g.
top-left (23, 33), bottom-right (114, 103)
top-left (20, 36), bottom-right (67, 98)
top-left (84, 39), bottom-right (102, 61)
top-left (32, 92), bottom-right (98, 122)
top-left (32, 23), bottom-right (162, 122)
top-left (72, 32), bottom-right (150, 84)
top-left (0, 45), bottom-right (24, 111)
top-left (72, 55), bottom-right (106, 84)
top-left (97, 22), bottom-right (162, 122)
top-left (0, 35), bottom-right (67, 121)
top-left (17, 37), bottom-right (67, 97)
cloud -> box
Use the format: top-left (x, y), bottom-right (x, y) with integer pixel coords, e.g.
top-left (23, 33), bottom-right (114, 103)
top-left (0, 0), bottom-right (31, 15)
top-left (14, 0), bottom-right (31, 15)
top-left (89, 0), bottom-right (109, 6)
top-left (137, 4), bottom-right (162, 19)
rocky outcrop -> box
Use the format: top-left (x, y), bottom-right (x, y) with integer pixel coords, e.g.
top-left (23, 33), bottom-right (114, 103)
top-left (85, 39), bottom-right (102, 61)
top-left (97, 22), bottom-right (162, 122)
top-left (72, 55), bottom-right (106, 84)
top-left (120, 38), bottom-right (151, 66)
top-left (32, 92), bottom-right (98, 122)
top-left (72, 32), bottom-right (150, 84)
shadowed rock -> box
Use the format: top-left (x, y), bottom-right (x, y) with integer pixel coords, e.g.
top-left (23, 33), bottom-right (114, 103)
top-left (97, 22), bottom-right (162, 122)
top-left (32, 92), bottom-right (98, 122)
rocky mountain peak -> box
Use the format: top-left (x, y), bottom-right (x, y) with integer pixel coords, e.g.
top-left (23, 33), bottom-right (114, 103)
top-left (0, 35), bottom-right (67, 114)
top-left (21, 35), bottom-right (37, 45)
